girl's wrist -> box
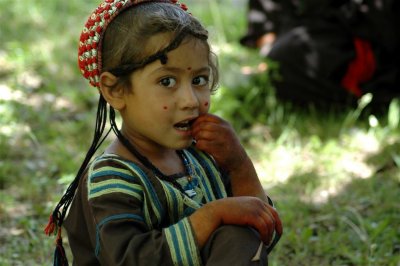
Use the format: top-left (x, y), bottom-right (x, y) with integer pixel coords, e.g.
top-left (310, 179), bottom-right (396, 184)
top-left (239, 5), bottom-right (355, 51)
top-left (224, 155), bottom-right (252, 174)
top-left (189, 201), bottom-right (223, 247)
top-left (204, 200), bottom-right (223, 226)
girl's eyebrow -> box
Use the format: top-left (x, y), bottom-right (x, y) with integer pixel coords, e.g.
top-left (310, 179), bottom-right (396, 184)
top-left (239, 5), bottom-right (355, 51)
top-left (150, 66), bottom-right (210, 74)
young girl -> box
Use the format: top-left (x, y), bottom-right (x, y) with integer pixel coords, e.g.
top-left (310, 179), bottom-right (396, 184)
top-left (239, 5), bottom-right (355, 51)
top-left (45, 0), bottom-right (282, 265)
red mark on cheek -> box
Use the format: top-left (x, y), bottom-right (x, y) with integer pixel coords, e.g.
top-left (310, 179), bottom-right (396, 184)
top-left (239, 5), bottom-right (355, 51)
top-left (163, 106), bottom-right (168, 110)
top-left (204, 101), bottom-right (209, 107)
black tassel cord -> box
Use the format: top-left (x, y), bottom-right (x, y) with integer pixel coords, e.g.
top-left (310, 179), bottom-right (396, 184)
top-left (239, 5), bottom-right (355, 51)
top-left (44, 95), bottom-right (110, 266)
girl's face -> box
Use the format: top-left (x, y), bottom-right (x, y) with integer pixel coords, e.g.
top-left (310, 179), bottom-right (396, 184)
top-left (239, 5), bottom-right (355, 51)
top-left (120, 36), bottom-right (211, 153)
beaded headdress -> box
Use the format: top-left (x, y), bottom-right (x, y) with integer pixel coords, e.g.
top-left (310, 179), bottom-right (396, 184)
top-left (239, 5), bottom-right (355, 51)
top-left (77, 0), bottom-right (188, 88)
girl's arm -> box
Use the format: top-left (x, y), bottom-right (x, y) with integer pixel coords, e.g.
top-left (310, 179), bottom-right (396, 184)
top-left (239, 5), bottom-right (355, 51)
top-left (189, 196), bottom-right (280, 248)
top-left (191, 114), bottom-right (282, 247)
top-left (191, 114), bottom-right (266, 200)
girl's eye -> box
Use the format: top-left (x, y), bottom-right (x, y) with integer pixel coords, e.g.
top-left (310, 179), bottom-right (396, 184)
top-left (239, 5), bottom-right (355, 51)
top-left (159, 77), bottom-right (176, 87)
top-left (193, 76), bottom-right (209, 86)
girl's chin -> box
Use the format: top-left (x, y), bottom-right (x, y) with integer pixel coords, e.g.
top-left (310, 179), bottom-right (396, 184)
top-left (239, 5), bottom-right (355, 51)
top-left (173, 138), bottom-right (195, 150)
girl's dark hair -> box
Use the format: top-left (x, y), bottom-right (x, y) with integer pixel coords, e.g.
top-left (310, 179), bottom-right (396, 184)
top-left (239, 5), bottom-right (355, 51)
top-left (102, 2), bottom-right (219, 91)
top-left (46, 2), bottom-right (218, 265)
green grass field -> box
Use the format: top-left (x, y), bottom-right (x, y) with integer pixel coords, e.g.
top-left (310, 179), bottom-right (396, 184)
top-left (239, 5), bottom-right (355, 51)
top-left (0, 0), bottom-right (399, 265)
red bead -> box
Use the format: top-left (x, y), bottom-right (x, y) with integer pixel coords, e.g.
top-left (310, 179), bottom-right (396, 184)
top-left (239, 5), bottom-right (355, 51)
top-left (180, 3), bottom-right (188, 10)
top-left (104, 12), bottom-right (110, 19)
top-left (78, 60), bottom-right (85, 67)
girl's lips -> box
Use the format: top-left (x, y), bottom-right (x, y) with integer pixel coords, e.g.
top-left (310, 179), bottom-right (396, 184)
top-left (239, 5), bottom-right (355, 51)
top-left (174, 126), bottom-right (193, 138)
top-left (174, 121), bottom-right (191, 131)
top-left (173, 117), bottom-right (197, 131)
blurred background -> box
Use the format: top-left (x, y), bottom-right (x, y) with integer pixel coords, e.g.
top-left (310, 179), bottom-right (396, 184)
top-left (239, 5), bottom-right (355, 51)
top-left (0, 0), bottom-right (399, 265)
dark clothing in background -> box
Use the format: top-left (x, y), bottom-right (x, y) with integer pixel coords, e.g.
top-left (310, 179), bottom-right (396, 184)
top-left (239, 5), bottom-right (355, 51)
top-left (241, 0), bottom-right (400, 107)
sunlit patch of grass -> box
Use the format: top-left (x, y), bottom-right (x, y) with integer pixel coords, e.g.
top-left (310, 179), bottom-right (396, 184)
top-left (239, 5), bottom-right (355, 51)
top-left (248, 100), bottom-right (400, 265)
top-left (266, 169), bottom-right (400, 266)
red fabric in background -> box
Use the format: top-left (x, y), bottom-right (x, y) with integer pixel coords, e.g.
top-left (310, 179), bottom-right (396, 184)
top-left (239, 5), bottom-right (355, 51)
top-left (341, 38), bottom-right (376, 97)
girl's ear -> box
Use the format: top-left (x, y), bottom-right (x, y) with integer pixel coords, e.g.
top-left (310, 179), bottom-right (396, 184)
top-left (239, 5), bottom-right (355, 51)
top-left (99, 72), bottom-right (126, 110)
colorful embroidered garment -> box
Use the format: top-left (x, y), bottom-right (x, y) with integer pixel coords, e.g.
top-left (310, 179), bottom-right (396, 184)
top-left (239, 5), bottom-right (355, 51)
top-left (64, 146), bottom-right (230, 265)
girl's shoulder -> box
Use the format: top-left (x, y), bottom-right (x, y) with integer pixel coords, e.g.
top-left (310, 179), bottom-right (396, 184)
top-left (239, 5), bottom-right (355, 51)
top-left (86, 147), bottom-right (221, 185)
top-left (87, 153), bottom-right (151, 185)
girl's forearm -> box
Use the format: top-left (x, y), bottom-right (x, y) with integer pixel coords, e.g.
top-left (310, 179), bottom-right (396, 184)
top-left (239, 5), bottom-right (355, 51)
top-left (228, 156), bottom-right (267, 201)
top-left (188, 202), bottom-right (221, 248)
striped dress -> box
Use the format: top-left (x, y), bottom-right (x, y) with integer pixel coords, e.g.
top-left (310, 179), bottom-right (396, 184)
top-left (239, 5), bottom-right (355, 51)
top-left (64, 146), bottom-right (231, 266)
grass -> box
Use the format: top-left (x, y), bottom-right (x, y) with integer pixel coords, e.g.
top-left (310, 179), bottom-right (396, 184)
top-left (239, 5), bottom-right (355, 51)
top-left (0, 0), bottom-right (399, 265)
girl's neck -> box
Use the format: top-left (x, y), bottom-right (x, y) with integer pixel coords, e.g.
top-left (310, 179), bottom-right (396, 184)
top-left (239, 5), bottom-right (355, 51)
top-left (105, 138), bottom-right (184, 176)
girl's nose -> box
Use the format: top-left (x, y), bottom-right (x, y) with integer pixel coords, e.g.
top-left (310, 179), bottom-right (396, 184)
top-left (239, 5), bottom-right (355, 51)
top-left (179, 85), bottom-right (200, 109)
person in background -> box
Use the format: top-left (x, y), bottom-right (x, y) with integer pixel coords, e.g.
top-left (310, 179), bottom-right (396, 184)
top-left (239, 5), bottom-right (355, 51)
top-left (241, 0), bottom-right (400, 108)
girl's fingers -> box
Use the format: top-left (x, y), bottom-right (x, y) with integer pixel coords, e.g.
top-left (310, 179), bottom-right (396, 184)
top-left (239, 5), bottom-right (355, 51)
top-left (191, 121), bottom-right (221, 137)
top-left (194, 139), bottom-right (214, 153)
top-left (194, 113), bottom-right (223, 124)
top-left (192, 114), bottom-right (227, 134)
top-left (267, 206), bottom-right (283, 236)
top-left (192, 126), bottom-right (219, 141)
top-left (258, 210), bottom-right (274, 244)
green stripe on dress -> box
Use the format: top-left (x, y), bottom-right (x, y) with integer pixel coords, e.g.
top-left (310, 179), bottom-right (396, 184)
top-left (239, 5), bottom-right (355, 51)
top-left (113, 158), bottom-right (165, 228)
top-left (184, 150), bottom-right (215, 202)
top-left (91, 167), bottom-right (135, 182)
top-left (164, 218), bottom-right (201, 266)
top-left (87, 156), bottom-right (160, 228)
top-left (159, 180), bottom-right (184, 224)
top-left (89, 179), bottom-right (143, 200)
top-left (186, 149), bottom-right (227, 199)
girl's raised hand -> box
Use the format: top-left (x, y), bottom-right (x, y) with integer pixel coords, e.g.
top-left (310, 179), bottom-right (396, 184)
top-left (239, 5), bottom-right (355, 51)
top-left (191, 114), bottom-right (248, 173)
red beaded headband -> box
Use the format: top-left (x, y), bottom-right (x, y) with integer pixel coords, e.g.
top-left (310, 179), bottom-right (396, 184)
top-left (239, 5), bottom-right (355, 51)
top-left (77, 0), bottom-right (188, 88)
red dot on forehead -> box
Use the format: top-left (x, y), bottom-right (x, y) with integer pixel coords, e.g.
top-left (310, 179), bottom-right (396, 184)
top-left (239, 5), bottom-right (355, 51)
top-left (204, 101), bottom-right (209, 106)
top-left (163, 106), bottom-right (168, 110)
top-left (187, 67), bottom-right (192, 70)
